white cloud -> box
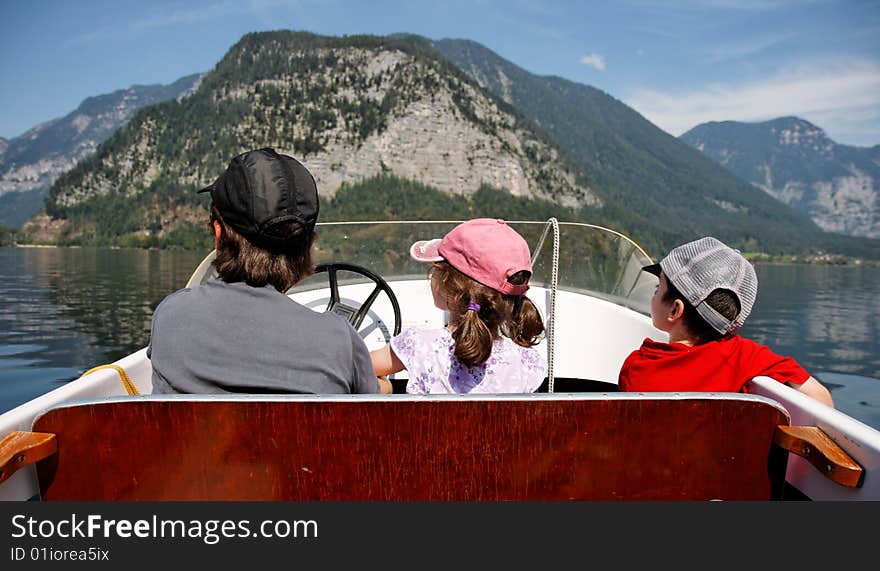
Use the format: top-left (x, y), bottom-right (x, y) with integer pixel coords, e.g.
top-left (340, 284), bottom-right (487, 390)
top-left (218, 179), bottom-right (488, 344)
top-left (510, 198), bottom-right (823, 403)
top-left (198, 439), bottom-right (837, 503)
top-left (698, 0), bottom-right (809, 10)
top-left (579, 53), bottom-right (606, 71)
top-left (69, 1), bottom-right (239, 43)
top-left (625, 0), bottom-right (813, 11)
top-left (625, 59), bottom-right (880, 145)
top-left (131, 1), bottom-right (238, 30)
top-left (709, 32), bottom-right (793, 62)
top-left (71, 0), bottom-right (305, 43)
top-left (131, 0), bottom-right (307, 30)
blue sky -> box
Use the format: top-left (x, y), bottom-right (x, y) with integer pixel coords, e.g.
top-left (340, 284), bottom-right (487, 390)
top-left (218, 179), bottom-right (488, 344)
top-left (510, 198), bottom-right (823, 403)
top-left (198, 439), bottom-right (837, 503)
top-left (1, 0), bottom-right (878, 146)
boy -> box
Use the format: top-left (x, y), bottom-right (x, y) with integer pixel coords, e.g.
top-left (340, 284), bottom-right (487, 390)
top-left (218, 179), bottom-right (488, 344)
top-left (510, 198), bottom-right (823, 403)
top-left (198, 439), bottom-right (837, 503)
top-left (618, 236), bottom-right (834, 407)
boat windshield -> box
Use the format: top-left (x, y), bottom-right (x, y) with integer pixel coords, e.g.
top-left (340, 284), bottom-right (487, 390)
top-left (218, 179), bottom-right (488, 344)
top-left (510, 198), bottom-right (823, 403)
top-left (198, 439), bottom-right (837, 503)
top-left (290, 220), bottom-right (656, 315)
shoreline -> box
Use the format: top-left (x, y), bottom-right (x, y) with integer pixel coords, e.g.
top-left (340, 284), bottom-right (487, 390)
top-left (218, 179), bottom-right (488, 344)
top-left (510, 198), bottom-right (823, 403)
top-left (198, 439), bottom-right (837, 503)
top-left (8, 243), bottom-right (66, 249)
top-left (745, 254), bottom-right (879, 267)
top-left (3, 242), bottom-right (879, 266)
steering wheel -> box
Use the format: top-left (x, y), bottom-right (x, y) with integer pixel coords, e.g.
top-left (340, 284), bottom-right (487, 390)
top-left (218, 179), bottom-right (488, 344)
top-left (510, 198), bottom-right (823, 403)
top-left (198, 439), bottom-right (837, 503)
top-left (313, 262), bottom-right (402, 336)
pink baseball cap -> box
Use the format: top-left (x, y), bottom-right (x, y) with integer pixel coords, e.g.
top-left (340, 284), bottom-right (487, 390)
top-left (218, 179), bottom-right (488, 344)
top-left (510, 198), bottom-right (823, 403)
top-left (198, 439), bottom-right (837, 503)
top-left (409, 218), bottom-right (532, 296)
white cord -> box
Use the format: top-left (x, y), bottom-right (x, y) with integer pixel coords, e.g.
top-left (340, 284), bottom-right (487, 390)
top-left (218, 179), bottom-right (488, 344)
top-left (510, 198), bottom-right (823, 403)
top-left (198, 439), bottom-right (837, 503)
top-left (531, 218), bottom-right (560, 393)
top-left (549, 219), bottom-right (560, 392)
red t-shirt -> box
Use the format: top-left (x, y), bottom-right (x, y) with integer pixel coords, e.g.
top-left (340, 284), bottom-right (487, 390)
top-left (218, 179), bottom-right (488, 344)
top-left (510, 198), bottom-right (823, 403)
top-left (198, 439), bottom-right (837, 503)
top-left (618, 335), bottom-right (809, 393)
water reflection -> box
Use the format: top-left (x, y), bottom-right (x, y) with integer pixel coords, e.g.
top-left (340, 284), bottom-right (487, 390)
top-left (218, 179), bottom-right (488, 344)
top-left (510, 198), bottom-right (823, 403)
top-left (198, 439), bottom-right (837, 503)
top-left (743, 264), bottom-right (880, 380)
top-left (0, 246), bottom-right (206, 412)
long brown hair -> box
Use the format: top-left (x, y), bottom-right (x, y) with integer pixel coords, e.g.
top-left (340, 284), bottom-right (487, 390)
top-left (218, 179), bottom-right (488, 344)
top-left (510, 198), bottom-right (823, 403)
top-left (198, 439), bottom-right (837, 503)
top-left (211, 205), bottom-right (315, 293)
top-left (431, 261), bottom-right (545, 368)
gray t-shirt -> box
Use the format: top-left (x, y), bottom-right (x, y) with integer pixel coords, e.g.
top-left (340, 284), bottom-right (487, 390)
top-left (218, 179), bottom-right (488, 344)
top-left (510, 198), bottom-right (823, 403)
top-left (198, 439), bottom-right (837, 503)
top-left (148, 278), bottom-right (378, 394)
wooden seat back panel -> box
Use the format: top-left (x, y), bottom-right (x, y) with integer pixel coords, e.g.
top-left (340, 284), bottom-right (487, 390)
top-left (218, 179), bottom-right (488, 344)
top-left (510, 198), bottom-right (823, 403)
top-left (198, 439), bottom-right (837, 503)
top-left (33, 398), bottom-right (789, 500)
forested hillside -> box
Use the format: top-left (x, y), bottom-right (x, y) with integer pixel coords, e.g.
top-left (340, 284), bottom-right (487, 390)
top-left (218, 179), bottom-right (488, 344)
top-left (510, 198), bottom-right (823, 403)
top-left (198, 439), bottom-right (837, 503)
top-left (433, 38), bottom-right (879, 258)
top-left (24, 32), bottom-right (594, 249)
top-left (16, 31), bottom-right (879, 260)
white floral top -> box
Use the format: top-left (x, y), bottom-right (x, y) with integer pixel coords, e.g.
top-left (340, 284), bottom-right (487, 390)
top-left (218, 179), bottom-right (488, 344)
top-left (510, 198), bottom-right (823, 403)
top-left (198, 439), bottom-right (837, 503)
top-left (390, 328), bottom-right (547, 394)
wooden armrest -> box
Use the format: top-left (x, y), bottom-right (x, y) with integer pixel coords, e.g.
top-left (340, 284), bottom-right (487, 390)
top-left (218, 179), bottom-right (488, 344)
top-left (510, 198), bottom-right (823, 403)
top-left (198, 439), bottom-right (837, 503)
top-left (0, 431), bottom-right (58, 485)
top-left (774, 426), bottom-right (864, 488)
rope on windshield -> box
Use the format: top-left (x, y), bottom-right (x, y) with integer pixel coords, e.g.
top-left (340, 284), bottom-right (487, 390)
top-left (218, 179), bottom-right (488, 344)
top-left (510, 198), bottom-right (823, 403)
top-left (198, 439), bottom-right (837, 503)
top-left (548, 218), bottom-right (560, 392)
top-left (530, 218), bottom-right (559, 392)
top-left (538, 218), bottom-right (560, 393)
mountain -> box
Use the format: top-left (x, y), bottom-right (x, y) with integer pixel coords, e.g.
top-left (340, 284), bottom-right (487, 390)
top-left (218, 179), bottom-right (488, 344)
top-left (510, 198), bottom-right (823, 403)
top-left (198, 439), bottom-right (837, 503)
top-left (681, 117), bottom-right (879, 239)
top-left (0, 73), bottom-right (203, 228)
top-left (19, 32), bottom-right (879, 259)
top-left (27, 32), bottom-right (593, 246)
top-left (432, 39), bottom-right (880, 258)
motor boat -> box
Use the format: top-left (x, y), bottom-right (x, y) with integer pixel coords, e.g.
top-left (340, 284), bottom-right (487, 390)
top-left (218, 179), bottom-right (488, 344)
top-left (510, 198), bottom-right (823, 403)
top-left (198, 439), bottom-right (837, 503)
top-left (1, 219), bottom-right (876, 500)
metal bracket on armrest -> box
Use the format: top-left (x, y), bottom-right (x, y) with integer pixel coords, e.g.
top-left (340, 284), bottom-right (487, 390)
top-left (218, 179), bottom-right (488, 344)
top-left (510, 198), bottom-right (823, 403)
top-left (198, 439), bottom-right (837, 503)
top-left (774, 425), bottom-right (864, 488)
top-left (0, 431), bottom-right (58, 485)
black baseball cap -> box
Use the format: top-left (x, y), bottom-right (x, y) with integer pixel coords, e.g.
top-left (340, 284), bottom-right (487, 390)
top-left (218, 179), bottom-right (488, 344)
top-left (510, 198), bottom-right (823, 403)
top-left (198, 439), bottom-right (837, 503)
top-left (199, 148), bottom-right (319, 248)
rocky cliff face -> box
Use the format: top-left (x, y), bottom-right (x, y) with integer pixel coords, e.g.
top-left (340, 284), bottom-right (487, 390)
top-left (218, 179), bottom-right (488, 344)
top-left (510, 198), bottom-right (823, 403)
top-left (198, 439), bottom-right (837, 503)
top-left (682, 117), bottom-right (879, 239)
top-left (43, 33), bottom-right (594, 240)
top-left (0, 74), bottom-right (203, 227)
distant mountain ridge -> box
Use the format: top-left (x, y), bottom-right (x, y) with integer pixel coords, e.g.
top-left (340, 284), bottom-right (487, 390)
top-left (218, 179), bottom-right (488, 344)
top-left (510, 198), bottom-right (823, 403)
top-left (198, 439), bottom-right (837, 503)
top-left (11, 31), bottom-right (879, 259)
top-left (25, 32), bottom-right (592, 247)
top-left (681, 117), bottom-right (879, 239)
top-left (0, 73), bottom-right (203, 227)
top-left (431, 39), bottom-right (871, 257)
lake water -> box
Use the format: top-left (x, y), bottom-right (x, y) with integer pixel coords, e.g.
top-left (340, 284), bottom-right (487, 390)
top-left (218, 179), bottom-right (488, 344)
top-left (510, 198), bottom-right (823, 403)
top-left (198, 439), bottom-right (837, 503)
top-left (1, 246), bottom-right (878, 429)
top-left (0, 247), bottom-right (205, 411)
top-left (742, 262), bottom-right (880, 429)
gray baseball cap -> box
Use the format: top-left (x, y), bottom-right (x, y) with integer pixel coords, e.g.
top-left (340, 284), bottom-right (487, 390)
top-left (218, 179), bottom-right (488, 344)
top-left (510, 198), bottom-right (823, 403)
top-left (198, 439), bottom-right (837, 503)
top-left (642, 237), bottom-right (757, 335)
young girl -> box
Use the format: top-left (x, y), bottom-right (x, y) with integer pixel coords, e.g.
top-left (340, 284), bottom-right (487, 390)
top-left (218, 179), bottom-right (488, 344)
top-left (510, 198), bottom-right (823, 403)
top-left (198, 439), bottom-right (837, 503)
top-left (371, 218), bottom-right (547, 394)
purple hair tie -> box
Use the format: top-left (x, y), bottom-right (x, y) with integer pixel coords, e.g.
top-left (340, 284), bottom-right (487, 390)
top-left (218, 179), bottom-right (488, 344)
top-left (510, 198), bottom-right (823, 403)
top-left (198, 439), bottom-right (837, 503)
top-left (467, 301), bottom-right (481, 313)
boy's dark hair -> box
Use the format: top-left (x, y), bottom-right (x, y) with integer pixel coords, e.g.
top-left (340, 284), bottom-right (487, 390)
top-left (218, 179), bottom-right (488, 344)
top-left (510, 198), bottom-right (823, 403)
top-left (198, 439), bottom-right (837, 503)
top-left (211, 205), bottom-right (314, 293)
top-left (662, 277), bottom-right (741, 344)
top-left (431, 261), bottom-right (545, 368)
